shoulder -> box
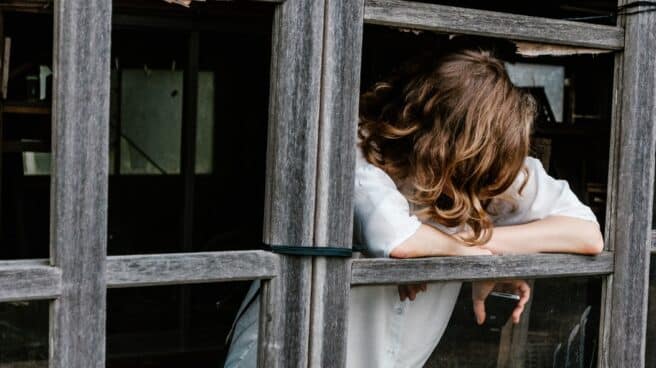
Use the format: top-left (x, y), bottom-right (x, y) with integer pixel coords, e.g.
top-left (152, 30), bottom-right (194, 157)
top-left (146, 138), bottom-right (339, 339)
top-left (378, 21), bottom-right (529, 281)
top-left (501, 156), bottom-right (545, 198)
top-left (355, 147), bottom-right (399, 190)
top-left (494, 155), bottom-right (598, 225)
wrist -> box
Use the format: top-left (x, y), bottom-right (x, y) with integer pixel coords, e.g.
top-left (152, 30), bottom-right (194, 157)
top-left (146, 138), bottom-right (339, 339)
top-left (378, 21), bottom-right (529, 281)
top-left (448, 236), bottom-right (493, 256)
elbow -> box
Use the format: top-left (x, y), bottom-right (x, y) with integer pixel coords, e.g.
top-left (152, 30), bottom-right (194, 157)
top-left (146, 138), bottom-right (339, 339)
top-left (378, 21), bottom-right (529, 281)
top-left (580, 226), bottom-right (604, 255)
top-left (389, 245), bottom-right (412, 259)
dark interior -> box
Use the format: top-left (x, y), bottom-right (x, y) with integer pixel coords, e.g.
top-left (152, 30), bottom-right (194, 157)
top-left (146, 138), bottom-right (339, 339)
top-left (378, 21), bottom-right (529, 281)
top-left (410, 0), bottom-right (619, 25)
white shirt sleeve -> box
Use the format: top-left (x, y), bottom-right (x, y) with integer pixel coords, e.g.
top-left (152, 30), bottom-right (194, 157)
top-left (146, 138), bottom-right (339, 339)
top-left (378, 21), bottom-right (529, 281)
top-left (495, 156), bottom-right (599, 226)
top-left (353, 152), bottom-right (422, 258)
top-left (353, 153), bottom-right (597, 257)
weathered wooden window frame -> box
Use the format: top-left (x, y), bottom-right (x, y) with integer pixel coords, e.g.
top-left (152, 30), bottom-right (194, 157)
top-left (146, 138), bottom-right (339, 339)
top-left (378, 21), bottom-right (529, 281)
top-left (0, 0), bottom-right (654, 367)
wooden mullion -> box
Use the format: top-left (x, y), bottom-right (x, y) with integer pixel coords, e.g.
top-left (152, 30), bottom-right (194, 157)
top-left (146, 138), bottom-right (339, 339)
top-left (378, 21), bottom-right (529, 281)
top-left (308, 0), bottom-right (363, 367)
top-left (259, 0), bottom-right (326, 367)
top-left (602, 2), bottom-right (656, 366)
top-left (598, 20), bottom-right (626, 366)
top-left (364, 0), bottom-right (624, 50)
top-left (49, 1), bottom-right (111, 367)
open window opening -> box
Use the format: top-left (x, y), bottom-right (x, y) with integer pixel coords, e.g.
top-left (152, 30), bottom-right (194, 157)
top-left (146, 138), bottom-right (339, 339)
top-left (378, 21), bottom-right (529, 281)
top-left (108, 0), bottom-right (273, 256)
top-left (105, 2), bottom-right (273, 367)
top-left (356, 24), bottom-right (615, 367)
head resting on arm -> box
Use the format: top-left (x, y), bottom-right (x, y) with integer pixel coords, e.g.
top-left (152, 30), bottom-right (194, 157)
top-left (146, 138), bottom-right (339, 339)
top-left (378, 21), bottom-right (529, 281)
top-left (358, 42), bottom-right (536, 245)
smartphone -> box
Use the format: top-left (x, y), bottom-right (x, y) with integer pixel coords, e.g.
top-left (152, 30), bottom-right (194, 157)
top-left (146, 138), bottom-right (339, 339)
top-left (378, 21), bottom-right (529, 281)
top-left (482, 291), bottom-right (520, 330)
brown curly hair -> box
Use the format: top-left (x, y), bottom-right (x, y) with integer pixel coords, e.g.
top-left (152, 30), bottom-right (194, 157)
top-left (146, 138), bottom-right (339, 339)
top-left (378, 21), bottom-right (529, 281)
top-left (358, 48), bottom-right (536, 245)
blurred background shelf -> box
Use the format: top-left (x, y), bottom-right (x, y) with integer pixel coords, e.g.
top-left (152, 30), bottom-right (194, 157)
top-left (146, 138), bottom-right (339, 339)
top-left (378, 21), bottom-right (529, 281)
top-left (2, 101), bottom-right (50, 115)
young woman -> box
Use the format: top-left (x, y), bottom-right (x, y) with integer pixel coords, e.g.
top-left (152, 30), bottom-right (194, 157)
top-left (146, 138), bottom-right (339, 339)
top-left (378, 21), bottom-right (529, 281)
top-left (224, 42), bottom-right (603, 368)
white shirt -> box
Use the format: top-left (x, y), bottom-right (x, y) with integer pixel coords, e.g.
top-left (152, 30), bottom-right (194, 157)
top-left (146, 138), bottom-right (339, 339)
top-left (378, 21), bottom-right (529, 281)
top-left (347, 150), bottom-right (598, 368)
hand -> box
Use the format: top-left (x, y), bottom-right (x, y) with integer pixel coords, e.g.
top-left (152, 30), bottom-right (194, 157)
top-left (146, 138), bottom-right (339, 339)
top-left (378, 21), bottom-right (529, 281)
top-left (457, 245), bottom-right (494, 256)
top-left (472, 280), bottom-right (531, 325)
top-left (479, 239), bottom-right (505, 255)
top-left (398, 283), bottom-right (427, 301)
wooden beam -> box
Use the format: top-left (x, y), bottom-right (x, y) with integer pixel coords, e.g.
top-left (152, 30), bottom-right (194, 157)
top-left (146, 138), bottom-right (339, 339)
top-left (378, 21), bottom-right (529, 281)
top-left (602, 2), bottom-right (656, 366)
top-left (0, 260), bottom-right (61, 302)
top-left (260, 0), bottom-right (325, 366)
top-left (309, 0), bottom-right (363, 367)
top-left (351, 253), bottom-right (614, 285)
top-left (364, 0), bottom-right (624, 50)
top-left (49, 1), bottom-right (111, 368)
top-left (106, 251), bottom-right (279, 288)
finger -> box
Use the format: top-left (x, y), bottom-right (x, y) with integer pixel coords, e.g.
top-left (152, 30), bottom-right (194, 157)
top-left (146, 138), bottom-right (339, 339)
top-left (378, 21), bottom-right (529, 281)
top-left (512, 302), bottom-right (525, 324)
top-left (516, 282), bottom-right (531, 307)
top-left (473, 281), bottom-right (496, 300)
top-left (408, 288), bottom-right (417, 301)
top-left (411, 284), bottom-right (425, 294)
top-left (420, 284), bottom-right (427, 292)
top-left (398, 286), bottom-right (407, 301)
top-left (473, 299), bottom-right (486, 325)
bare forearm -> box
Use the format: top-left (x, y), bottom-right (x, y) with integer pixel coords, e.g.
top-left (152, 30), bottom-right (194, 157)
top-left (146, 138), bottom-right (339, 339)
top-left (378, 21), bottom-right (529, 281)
top-left (483, 216), bottom-right (604, 255)
top-left (389, 224), bottom-right (491, 258)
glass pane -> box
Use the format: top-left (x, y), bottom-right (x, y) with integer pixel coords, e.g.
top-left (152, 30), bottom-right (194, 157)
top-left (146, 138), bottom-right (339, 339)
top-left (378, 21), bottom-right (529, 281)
top-left (430, 277), bottom-right (602, 367)
top-left (106, 282), bottom-right (255, 367)
top-left (119, 69), bottom-right (183, 175)
top-left (116, 70), bottom-right (213, 175)
top-left (348, 278), bottom-right (601, 368)
top-left (1, 12), bottom-right (53, 260)
top-left (108, 2), bottom-right (273, 255)
top-left (0, 300), bottom-right (49, 367)
top-left (195, 72), bottom-right (215, 175)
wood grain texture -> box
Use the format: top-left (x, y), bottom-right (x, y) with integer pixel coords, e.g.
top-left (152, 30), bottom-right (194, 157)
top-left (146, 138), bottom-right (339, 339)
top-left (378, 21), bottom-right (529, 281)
top-left (0, 260), bottom-right (62, 302)
top-left (308, 0), bottom-right (363, 366)
top-left (364, 0), bottom-right (624, 50)
top-left (259, 256), bottom-right (313, 368)
top-left (49, 1), bottom-right (111, 368)
top-left (604, 3), bottom-right (656, 367)
top-left (598, 8), bottom-right (627, 361)
top-left (260, 0), bottom-right (325, 367)
top-left (263, 0), bottom-right (325, 247)
top-left (106, 251), bottom-right (279, 287)
top-left (351, 253), bottom-right (614, 285)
